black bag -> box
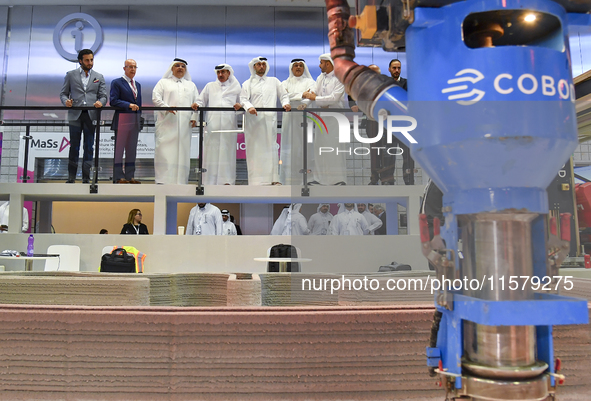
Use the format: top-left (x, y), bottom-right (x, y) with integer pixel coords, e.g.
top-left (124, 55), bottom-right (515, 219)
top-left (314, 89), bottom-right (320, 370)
top-left (268, 244), bottom-right (300, 272)
top-left (100, 248), bottom-right (136, 273)
top-left (378, 261), bottom-right (412, 272)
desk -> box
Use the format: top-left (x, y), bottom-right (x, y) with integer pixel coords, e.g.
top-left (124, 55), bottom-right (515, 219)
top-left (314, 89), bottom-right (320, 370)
top-left (0, 254), bottom-right (59, 271)
top-left (254, 257), bottom-right (312, 273)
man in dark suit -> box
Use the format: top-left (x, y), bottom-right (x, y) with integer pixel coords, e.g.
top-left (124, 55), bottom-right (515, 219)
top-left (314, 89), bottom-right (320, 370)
top-left (60, 49), bottom-right (107, 183)
top-left (374, 204), bottom-right (387, 235)
top-left (110, 59), bottom-right (142, 184)
top-left (388, 58), bottom-right (414, 185)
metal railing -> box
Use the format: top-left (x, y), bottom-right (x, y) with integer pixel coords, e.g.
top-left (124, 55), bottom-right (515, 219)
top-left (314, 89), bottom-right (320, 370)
top-left (0, 105), bottom-right (356, 195)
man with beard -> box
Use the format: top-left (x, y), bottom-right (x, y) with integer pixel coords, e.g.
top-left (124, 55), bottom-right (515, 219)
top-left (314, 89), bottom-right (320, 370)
top-left (389, 58), bottom-right (415, 185)
top-left (60, 49), bottom-right (107, 183)
top-left (239, 56), bottom-right (291, 185)
top-left (308, 203), bottom-right (333, 235)
top-left (302, 54), bottom-right (347, 186)
top-left (152, 58), bottom-right (200, 184)
top-left (329, 203), bottom-right (368, 235)
top-left (279, 59), bottom-right (315, 185)
top-left (358, 203), bottom-right (383, 235)
top-left (197, 63), bottom-right (242, 185)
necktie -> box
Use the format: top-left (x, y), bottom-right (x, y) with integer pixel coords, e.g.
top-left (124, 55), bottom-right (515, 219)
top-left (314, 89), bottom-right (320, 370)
top-left (130, 79), bottom-right (137, 99)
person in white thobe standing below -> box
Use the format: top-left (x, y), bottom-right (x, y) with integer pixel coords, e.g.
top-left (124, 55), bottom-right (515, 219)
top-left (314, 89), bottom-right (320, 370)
top-left (239, 56), bottom-right (291, 185)
top-left (152, 58), bottom-right (199, 184)
top-left (329, 203), bottom-right (368, 235)
top-left (308, 203), bottom-right (333, 235)
top-left (186, 203), bottom-right (223, 235)
top-left (196, 63), bottom-right (242, 185)
top-left (358, 203), bottom-right (383, 235)
top-left (220, 209), bottom-right (237, 235)
top-left (301, 54), bottom-right (348, 186)
top-left (279, 59), bottom-right (316, 185)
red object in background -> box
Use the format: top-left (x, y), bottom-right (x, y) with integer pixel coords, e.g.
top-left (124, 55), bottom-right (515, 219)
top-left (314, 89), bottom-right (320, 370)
top-left (585, 254), bottom-right (591, 269)
top-left (575, 183), bottom-right (591, 228)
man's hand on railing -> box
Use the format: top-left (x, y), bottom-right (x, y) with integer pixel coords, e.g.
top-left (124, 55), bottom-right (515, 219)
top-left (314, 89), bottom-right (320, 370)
top-left (65, 99), bottom-right (73, 107)
top-left (233, 103), bottom-right (242, 111)
top-left (191, 103), bottom-right (199, 111)
top-left (94, 101), bottom-right (103, 108)
top-left (129, 104), bottom-right (139, 111)
top-left (283, 104), bottom-right (291, 112)
top-left (248, 107), bottom-right (257, 116)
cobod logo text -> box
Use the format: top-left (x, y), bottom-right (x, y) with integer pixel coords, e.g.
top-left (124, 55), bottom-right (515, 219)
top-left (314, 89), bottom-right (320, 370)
top-left (442, 68), bottom-right (576, 105)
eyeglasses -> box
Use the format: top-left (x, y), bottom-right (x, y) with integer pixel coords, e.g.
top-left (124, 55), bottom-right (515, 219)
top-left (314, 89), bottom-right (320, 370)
top-left (173, 64), bottom-right (186, 68)
top-left (126, 66), bottom-right (138, 69)
top-left (136, 213), bottom-right (142, 216)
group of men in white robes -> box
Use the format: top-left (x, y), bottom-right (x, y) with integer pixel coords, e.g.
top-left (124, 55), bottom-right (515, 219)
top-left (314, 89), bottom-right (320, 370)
top-left (271, 203), bottom-right (385, 235)
top-left (152, 53), bottom-right (348, 186)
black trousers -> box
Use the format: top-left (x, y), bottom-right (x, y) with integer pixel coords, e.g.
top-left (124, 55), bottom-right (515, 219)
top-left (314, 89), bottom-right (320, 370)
top-left (68, 111), bottom-right (95, 181)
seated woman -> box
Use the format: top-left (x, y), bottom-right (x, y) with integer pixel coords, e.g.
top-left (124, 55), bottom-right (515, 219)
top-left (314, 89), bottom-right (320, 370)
top-left (121, 209), bottom-right (149, 235)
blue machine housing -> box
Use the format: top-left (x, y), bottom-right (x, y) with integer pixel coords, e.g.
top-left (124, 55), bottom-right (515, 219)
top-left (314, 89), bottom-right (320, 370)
top-left (368, 0), bottom-right (591, 392)
top-left (406, 0), bottom-right (578, 215)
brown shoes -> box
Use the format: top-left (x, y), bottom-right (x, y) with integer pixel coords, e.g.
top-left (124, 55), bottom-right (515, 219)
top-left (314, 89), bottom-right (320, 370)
top-left (115, 178), bottom-right (141, 184)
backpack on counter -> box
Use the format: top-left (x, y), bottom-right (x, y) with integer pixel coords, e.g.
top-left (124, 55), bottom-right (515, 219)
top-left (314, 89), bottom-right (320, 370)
top-left (100, 248), bottom-right (136, 273)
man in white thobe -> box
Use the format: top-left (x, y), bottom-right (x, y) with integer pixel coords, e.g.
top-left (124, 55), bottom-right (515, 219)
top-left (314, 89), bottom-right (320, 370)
top-left (329, 203), bottom-right (368, 235)
top-left (308, 203), bottom-right (333, 235)
top-left (239, 56), bottom-right (291, 185)
top-left (302, 54), bottom-right (348, 186)
top-left (288, 203), bottom-right (310, 235)
top-left (270, 204), bottom-right (310, 235)
top-left (279, 59), bottom-right (315, 185)
top-left (0, 202), bottom-right (29, 233)
top-left (358, 202), bottom-right (383, 235)
top-left (197, 64), bottom-right (242, 185)
top-left (221, 209), bottom-right (237, 236)
top-left (152, 58), bottom-right (200, 184)
top-left (271, 206), bottom-right (289, 235)
top-left (186, 203), bottom-right (223, 235)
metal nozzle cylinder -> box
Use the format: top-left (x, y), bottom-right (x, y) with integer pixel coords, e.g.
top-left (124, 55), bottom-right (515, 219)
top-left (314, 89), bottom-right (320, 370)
top-left (459, 213), bottom-right (548, 400)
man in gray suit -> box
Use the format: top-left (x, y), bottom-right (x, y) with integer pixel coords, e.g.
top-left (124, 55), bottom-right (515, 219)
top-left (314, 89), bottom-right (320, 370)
top-left (60, 49), bottom-right (107, 183)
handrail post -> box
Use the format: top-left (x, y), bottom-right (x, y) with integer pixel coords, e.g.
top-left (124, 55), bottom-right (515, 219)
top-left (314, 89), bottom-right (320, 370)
top-left (196, 108), bottom-right (205, 195)
top-left (21, 125), bottom-right (32, 183)
top-left (90, 108), bottom-right (101, 193)
top-left (301, 110), bottom-right (309, 196)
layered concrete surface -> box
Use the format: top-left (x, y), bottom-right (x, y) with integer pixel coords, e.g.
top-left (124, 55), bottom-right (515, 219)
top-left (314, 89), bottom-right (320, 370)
top-left (0, 304), bottom-right (589, 401)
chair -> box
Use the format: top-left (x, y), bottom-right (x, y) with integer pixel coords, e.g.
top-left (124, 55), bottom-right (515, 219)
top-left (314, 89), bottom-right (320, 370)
top-left (44, 245), bottom-right (81, 272)
top-left (266, 244), bottom-right (302, 272)
top-left (102, 246), bottom-right (116, 256)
